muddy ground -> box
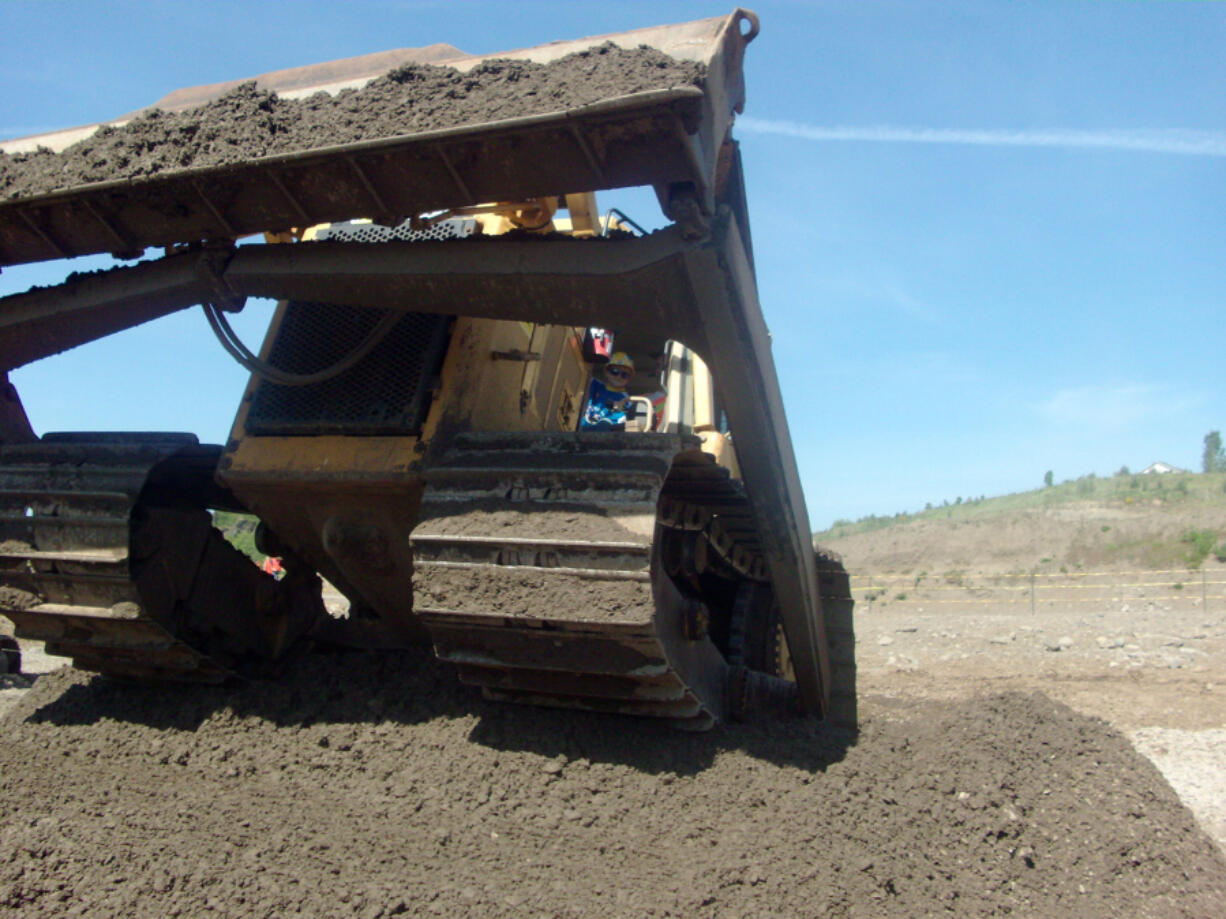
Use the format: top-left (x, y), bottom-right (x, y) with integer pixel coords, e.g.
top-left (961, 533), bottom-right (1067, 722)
top-left (0, 44), bottom-right (704, 201)
top-left (3, 591), bottom-right (1225, 918)
top-left (855, 597), bottom-right (1226, 852)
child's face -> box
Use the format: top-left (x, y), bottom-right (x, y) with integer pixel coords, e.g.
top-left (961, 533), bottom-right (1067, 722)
top-left (604, 364), bottom-right (632, 391)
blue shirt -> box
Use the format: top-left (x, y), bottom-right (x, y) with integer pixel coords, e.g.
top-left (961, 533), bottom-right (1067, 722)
top-left (580, 378), bottom-right (629, 430)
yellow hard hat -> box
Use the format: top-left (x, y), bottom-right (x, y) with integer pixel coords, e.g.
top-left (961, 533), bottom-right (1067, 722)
top-left (607, 352), bottom-right (635, 372)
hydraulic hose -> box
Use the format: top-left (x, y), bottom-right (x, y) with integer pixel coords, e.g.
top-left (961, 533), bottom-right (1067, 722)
top-left (202, 300), bottom-right (401, 387)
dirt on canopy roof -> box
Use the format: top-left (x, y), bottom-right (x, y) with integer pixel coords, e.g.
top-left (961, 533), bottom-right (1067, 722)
top-left (1, 646), bottom-right (1223, 918)
top-left (0, 43), bottom-right (705, 201)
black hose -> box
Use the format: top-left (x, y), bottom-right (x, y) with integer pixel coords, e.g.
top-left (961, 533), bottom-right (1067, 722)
top-left (202, 300), bottom-right (401, 387)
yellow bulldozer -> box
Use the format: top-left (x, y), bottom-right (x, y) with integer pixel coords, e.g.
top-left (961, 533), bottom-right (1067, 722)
top-left (0, 9), bottom-right (854, 729)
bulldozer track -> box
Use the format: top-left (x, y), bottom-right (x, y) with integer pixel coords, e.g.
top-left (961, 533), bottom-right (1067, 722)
top-left (410, 431), bottom-right (793, 728)
top-left (0, 435), bottom-right (231, 682)
top-left (0, 434), bottom-right (322, 684)
top-left (0, 432), bottom-right (847, 726)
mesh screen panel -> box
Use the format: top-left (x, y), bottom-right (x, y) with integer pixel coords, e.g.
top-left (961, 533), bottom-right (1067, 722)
top-left (314, 218), bottom-right (475, 244)
top-left (245, 219), bottom-right (471, 436)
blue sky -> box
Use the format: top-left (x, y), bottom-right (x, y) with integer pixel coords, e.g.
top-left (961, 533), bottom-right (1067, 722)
top-left (1, 0), bottom-right (1223, 529)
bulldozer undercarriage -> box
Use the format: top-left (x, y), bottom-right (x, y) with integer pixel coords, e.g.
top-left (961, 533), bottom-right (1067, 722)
top-left (0, 428), bottom-right (824, 727)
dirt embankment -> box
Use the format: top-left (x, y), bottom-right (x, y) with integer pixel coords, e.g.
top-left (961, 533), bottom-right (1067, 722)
top-left (823, 501), bottom-right (1226, 575)
top-left (2, 645), bottom-right (1224, 918)
top-left (0, 44), bottom-right (704, 201)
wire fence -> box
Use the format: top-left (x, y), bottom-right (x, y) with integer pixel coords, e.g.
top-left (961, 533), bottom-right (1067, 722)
top-left (840, 568), bottom-right (1226, 611)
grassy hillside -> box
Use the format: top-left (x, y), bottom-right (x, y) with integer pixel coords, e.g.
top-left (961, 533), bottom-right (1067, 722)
top-left (815, 471), bottom-right (1226, 574)
top-left (213, 510), bottom-right (261, 562)
top-left (818, 471), bottom-right (1226, 539)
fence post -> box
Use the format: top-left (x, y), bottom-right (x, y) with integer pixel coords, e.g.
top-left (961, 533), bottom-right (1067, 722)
top-left (1030, 571), bottom-right (1036, 615)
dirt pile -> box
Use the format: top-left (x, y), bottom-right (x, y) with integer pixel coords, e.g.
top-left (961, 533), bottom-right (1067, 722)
top-left (3, 648), bottom-right (1223, 918)
top-left (0, 44), bottom-right (704, 202)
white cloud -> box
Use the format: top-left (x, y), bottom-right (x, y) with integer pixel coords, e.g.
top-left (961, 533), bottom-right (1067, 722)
top-left (738, 118), bottom-right (1226, 157)
top-left (1034, 383), bottom-right (1200, 430)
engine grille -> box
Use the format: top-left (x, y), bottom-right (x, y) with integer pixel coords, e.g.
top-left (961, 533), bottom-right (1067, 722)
top-left (314, 217), bottom-right (475, 244)
top-left (244, 218), bottom-right (472, 437)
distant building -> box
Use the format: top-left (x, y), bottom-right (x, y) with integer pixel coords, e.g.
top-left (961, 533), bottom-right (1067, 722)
top-left (1139, 461), bottom-right (1187, 475)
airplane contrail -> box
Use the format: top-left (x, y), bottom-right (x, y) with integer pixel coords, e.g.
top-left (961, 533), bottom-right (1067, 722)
top-left (737, 117), bottom-right (1226, 157)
